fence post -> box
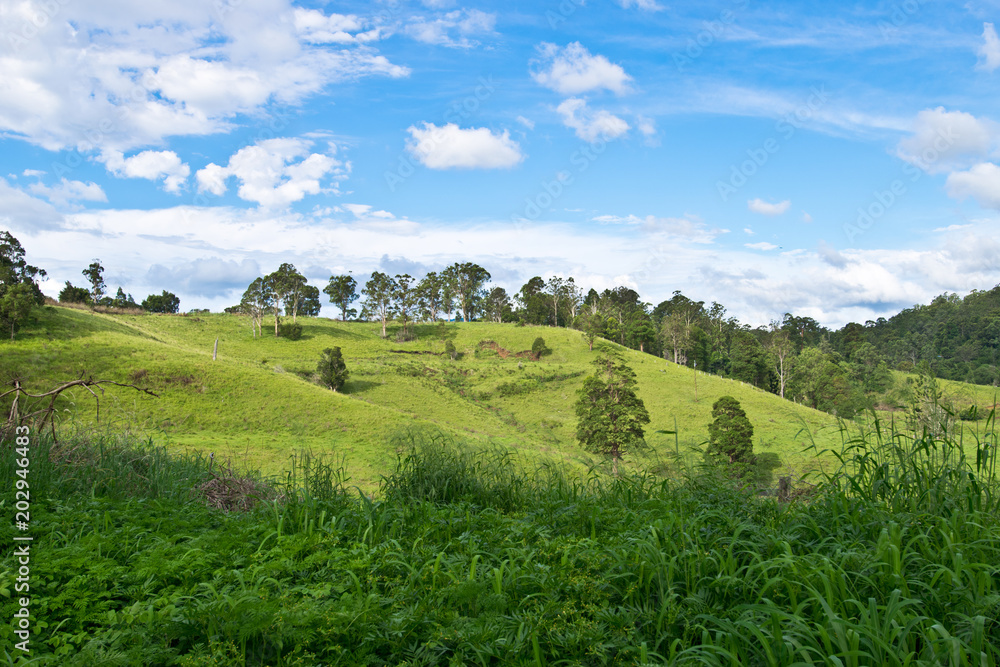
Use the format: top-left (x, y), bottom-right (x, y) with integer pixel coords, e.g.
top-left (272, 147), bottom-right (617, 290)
top-left (778, 476), bottom-right (791, 501)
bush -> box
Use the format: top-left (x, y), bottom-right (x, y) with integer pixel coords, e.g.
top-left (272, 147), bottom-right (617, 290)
top-left (444, 340), bottom-right (457, 360)
top-left (318, 347), bottom-right (349, 391)
top-left (58, 281), bottom-right (91, 305)
top-left (279, 322), bottom-right (303, 340)
top-left (706, 396), bottom-right (755, 473)
top-left (142, 290), bottom-right (180, 314)
top-left (532, 336), bottom-right (550, 357)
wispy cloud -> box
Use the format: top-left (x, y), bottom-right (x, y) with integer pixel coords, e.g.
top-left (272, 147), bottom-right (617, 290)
top-left (748, 198), bottom-right (791, 216)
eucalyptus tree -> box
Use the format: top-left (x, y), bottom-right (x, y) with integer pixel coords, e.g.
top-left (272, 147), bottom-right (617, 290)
top-left (324, 274), bottom-right (358, 321)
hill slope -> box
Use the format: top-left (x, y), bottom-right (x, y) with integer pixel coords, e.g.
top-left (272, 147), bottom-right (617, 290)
top-left (5, 305), bottom-right (853, 485)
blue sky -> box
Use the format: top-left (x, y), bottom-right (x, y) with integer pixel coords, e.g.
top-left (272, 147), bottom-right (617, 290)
top-left (2, 0), bottom-right (1000, 326)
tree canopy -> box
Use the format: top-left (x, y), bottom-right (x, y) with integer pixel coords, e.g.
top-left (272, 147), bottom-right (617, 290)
top-left (575, 348), bottom-right (650, 475)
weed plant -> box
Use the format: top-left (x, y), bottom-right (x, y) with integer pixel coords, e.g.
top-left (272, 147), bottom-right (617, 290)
top-left (1, 417), bottom-right (999, 665)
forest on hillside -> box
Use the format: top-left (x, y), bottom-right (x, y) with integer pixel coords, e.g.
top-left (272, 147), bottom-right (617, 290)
top-left (5, 228), bottom-right (999, 420)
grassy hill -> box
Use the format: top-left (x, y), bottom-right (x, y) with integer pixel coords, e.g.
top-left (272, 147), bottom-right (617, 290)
top-left (3, 305), bottom-right (869, 487)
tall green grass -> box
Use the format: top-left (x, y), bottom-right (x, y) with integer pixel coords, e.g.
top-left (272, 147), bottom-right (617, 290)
top-left (2, 419), bottom-right (999, 665)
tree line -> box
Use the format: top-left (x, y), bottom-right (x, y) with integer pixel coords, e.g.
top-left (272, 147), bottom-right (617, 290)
top-left (4, 227), bottom-right (998, 415)
top-left (58, 258), bottom-right (181, 314)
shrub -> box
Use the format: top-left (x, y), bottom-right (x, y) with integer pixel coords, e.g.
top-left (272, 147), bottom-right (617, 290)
top-left (532, 336), bottom-right (550, 357)
top-left (318, 347), bottom-right (349, 391)
top-left (279, 322), bottom-right (303, 340)
top-left (58, 281), bottom-right (91, 305)
top-left (444, 340), bottom-right (457, 360)
top-left (706, 396), bottom-right (755, 473)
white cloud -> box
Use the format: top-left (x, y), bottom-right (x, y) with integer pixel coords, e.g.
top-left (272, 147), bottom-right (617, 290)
top-left (744, 227), bottom-right (754, 235)
top-left (293, 9), bottom-right (381, 44)
top-left (896, 107), bottom-right (996, 174)
top-left (802, 212), bottom-right (813, 223)
top-left (0, 0), bottom-right (409, 153)
top-left (946, 162), bottom-right (1000, 209)
top-left (22, 169), bottom-right (45, 178)
top-left (977, 22), bottom-right (1000, 72)
top-left (747, 198), bottom-right (791, 216)
top-left (745, 241), bottom-right (779, 251)
top-left (27, 179), bottom-right (107, 207)
top-left (0, 178), bottom-right (64, 231)
top-left (516, 115), bottom-right (536, 130)
top-left (617, 0), bottom-right (664, 10)
top-left (146, 257), bottom-right (263, 297)
top-left (195, 138), bottom-right (348, 208)
top-left (556, 98), bottom-right (630, 141)
top-left (817, 240), bottom-right (848, 268)
top-left (405, 9), bottom-right (496, 48)
top-left (592, 213), bottom-right (722, 243)
top-left (100, 150), bottom-right (191, 193)
top-left (343, 204), bottom-right (395, 219)
top-left (406, 123), bottom-right (524, 169)
top-left (24, 201), bottom-right (1000, 329)
top-left (531, 42), bottom-right (633, 96)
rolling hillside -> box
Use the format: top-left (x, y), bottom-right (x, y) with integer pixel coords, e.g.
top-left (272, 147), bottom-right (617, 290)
top-left (2, 304), bottom-right (894, 487)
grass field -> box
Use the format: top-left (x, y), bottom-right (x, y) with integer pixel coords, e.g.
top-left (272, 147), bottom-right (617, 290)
top-left (1, 305), bottom-right (857, 488)
top-left (1, 421), bottom-right (997, 665)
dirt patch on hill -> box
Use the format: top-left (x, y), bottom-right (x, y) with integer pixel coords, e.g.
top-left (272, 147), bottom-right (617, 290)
top-left (478, 340), bottom-right (539, 361)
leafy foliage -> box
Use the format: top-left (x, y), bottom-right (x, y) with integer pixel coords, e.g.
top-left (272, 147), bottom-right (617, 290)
top-left (531, 336), bottom-right (550, 357)
top-left (58, 282), bottom-right (91, 304)
top-left (0, 231), bottom-right (46, 339)
top-left (323, 274), bottom-right (358, 321)
top-left (706, 395), bottom-right (755, 470)
top-left (317, 346), bottom-right (349, 391)
top-left (141, 290), bottom-right (180, 314)
top-left (4, 419), bottom-right (1000, 665)
top-left (575, 348), bottom-right (650, 474)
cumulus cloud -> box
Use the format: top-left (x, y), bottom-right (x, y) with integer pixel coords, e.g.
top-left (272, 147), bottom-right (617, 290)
top-left (0, 0), bottom-right (409, 153)
top-left (406, 123), bottom-right (524, 169)
top-left (977, 22), bottom-right (1000, 72)
top-left (896, 107), bottom-right (996, 174)
top-left (27, 179), bottom-right (107, 208)
top-left (405, 9), bottom-right (496, 48)
top-left (747, 198), bottom-right (791, 216)
top-left (0, 178), bottom-right (64, 231)
top-left (292, 9), bottom-right (381, 44)
top-left (556, 98), bottom-right (630, 141)
top-left (817, 240), bottom-right (849, 268)
top-left (196, 138), bottom-right (348, 208)
top-left (146, 257), bottom-right (263, 297)
top-left (531, 42), bottom-right (633, 96)
top-left (101, 150), bottom-right (191, 193)
top-left (946, 162), bottom-right (1000, 209)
